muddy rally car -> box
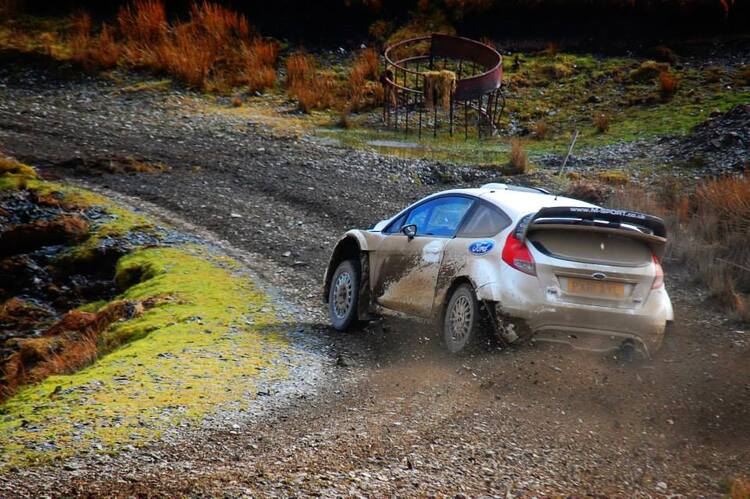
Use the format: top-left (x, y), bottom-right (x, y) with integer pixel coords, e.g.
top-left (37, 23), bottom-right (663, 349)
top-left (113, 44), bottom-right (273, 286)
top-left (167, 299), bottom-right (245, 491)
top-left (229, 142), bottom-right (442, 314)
top-left (323, 183), bottom-right (673, 357)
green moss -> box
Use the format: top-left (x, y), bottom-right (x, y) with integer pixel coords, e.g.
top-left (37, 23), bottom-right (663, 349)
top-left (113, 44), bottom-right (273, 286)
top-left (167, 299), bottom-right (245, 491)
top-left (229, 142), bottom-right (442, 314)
top-left (0, 246), bottom-right (288, 469)
top-left (1, 166), bottom-right (154, 263)
top-left (1, 171), bottom-right (291, 469)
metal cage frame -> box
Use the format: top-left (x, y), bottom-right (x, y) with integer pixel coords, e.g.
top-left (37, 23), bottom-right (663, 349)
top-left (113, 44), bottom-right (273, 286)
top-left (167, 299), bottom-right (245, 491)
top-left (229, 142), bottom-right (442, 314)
top-left (382, 33), bottom-right (505, 139)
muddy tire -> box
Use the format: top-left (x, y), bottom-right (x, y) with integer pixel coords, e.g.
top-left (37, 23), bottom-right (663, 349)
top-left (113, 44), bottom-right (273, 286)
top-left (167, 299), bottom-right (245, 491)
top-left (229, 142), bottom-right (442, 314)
top-left (443, 284), bottom-right (481, 354)
top-left (328, 260), bottom-right (360, 331)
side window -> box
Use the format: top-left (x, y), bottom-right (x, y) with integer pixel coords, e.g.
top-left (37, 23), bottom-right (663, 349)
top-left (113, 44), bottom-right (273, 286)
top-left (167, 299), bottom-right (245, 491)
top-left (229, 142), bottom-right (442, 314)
top-left (457, 203), bottom-right (511, 238)
top-left (384, 213), bottom-right (407, 234)
top-left (405, 196), bottom-right (474, 237)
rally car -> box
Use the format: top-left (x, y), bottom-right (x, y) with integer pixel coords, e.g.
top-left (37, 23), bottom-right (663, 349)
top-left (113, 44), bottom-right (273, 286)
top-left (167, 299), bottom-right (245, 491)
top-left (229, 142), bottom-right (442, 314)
top-left (323, 183), bottom-right (673, 357)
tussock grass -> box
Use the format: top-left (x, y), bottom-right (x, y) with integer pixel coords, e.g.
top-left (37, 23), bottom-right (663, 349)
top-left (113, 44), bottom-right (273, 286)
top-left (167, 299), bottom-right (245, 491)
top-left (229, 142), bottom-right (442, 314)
top-left (593, 112), bottom-right (610, 133)
top-left (285, 52), bottom-right (337, 113)
top-left (348, 48), bottom-right (382, 112)
top-left (611, 175), bottom-right (750, 321)
top-left (68, 0), bottom-right (278, 91)
top-left (659, 71), bottom-right (679, 101)
top-left (506, 138), bottom-right (529, 174)
top-left (532, 119), bottom-right (550, 140)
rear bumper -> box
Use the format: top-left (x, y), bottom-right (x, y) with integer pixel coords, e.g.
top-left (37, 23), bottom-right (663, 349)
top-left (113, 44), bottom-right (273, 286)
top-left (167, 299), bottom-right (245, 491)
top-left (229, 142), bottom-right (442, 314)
top-left (477, 273), bottom-right (672, 357)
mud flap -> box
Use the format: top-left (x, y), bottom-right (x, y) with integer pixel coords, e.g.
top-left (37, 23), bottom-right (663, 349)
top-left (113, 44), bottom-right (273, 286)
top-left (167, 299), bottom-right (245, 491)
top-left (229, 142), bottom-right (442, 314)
top-left (483, 300), bottom-right (532, 347)
top-left (357, 252), bottom-right (375, 320)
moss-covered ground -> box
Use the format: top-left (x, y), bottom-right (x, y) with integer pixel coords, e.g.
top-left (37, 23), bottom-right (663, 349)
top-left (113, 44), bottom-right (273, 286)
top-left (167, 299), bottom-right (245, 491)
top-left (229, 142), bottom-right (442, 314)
top-left (0, 162), bottom-right (290, 469)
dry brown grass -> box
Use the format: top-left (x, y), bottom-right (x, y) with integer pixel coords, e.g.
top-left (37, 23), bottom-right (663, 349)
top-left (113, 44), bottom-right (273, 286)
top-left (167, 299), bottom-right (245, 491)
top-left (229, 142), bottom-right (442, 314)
top-left (532, 119), bottom-right (550, 140)
top-left (610, 175), bottom-right (750, 321)
top-left (285, 52), bottom-right (315, 89)
top-left (117, 0), bottom-right (167, 48)
top-left (1, 301), bottom-right (147, 400)
top-left (593, 112), bottom-right (610, 133)
top-left (242, 39), bottom-right (279, 92)
top-left (69, 1), bottom-right (276, 91)
top-left (563, 179), bottom-right (611, 204)
top-left (704, 66), bottom-right (724, 83)
top-left (629, 60), bottom-right (670, 82)
top-left (506, 138), bottom-right (529, 174)
top-left (737, 66), bottom-right (750, 86)
top-left (659, 71), bottom-right (679, 101)
top-left (347, 48), bottom-right (381, 111)
top-left (731, 477), bottom-right (750, 499)
top-left (285, 53), bottom-right (338, 112)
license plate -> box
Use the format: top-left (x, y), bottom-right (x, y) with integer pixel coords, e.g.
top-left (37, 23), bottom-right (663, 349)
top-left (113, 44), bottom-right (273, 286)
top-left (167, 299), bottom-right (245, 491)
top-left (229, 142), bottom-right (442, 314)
top-left (566, 277), bottom-right (625, 298)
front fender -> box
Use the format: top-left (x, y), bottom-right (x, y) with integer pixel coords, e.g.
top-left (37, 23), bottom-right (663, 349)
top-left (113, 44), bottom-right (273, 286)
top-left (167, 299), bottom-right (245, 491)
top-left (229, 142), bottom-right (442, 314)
top-left (323, 231), bottom-right (371, 303)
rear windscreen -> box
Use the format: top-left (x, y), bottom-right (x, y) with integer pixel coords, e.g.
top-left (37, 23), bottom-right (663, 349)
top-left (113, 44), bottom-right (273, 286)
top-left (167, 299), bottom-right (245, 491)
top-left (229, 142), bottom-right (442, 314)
top-left (529, 229), bottom-right (652, 266)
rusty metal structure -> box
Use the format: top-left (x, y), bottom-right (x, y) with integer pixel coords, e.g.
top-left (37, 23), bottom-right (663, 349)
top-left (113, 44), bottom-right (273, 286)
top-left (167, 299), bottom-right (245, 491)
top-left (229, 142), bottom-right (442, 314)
top-left (382, 33), bottom-right (504, 139)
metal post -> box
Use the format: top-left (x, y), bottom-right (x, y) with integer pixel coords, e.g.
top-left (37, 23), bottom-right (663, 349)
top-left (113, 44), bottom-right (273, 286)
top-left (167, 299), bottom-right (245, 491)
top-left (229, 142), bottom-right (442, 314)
top-left (464, 101), bottom-right (468, 140)
top-left (405, 92), bottom-right (409, 136)
top-left (449, 91), bottom-right (454, 137)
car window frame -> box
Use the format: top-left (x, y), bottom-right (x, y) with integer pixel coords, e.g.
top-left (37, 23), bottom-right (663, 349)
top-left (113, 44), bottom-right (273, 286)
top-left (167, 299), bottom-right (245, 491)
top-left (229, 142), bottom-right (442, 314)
top-left (382, 194), bottom-right (478, 238)
top-left (455, 200), bottom-right (512, 238)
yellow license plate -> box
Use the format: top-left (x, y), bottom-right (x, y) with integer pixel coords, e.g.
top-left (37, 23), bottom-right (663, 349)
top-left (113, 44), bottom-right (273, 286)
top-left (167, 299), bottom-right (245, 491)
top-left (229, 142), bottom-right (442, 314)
top-left (567, 278), bottom-right (625, 298)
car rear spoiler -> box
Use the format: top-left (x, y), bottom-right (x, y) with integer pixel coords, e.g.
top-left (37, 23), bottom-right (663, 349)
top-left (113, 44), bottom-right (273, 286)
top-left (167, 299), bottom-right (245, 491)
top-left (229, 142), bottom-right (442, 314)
top-left (518, 206), bottom-right (668, 259)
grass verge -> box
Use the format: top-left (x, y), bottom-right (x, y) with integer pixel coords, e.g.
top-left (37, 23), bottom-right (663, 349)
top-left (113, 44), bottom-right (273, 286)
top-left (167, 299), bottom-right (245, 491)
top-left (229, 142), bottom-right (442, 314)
top-left (0, 161), bottom-right (290, 469)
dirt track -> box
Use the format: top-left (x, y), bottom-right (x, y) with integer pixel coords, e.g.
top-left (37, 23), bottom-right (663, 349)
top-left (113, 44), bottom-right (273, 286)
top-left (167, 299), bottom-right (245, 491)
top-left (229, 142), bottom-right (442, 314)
top-left (1, 62), bottom-right (749, 496)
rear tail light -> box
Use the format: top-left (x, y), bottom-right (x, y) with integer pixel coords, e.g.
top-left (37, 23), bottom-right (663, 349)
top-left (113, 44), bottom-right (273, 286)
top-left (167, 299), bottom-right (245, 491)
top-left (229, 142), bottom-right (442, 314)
top-left (652, 254), bottom-right (664, 289)
top-left (502, 233), bottom-right (536, 276)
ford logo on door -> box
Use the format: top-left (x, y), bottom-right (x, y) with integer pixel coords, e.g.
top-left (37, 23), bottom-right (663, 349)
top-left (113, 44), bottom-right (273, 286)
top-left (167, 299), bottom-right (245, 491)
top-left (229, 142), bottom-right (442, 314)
top-left (469, 240), bottom-right (494, 255)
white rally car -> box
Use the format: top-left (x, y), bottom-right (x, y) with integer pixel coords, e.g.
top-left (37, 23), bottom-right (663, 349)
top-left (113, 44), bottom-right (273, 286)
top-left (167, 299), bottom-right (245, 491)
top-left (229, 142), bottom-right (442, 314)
top-left (323, 183), bottom-right (673, 357)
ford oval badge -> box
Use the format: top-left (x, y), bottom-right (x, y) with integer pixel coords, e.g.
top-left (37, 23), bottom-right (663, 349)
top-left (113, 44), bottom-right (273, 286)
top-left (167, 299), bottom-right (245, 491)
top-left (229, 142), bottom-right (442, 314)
top-left (469, 240), bottom-right (494, 255)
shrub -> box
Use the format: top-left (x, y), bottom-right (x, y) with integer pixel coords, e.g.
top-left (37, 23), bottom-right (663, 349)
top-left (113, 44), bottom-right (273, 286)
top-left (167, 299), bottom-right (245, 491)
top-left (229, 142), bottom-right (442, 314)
top-left (563, 179), bottom-right (611, 204)
top-left (648, 45), bottom-right (678, 64)
top-left (506, 138), bottom-right (529, 174)
top-left (659, 71), bottom-right (679, 101)
top-left (596, 169), bottom-right (629, 185)
top-left (704, 66), bottom-right (724, 83)
top-left (629, 60), bottom-right (670, 82)
top-left (532, 119), bottom-right (550, 140)
top-left (593, 112), bottom-right (610, 133)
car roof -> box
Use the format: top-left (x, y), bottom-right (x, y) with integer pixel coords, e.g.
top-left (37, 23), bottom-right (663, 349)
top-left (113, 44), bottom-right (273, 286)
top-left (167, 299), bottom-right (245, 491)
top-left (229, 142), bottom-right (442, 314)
top-left (429, 184), bottom-right (597, 220)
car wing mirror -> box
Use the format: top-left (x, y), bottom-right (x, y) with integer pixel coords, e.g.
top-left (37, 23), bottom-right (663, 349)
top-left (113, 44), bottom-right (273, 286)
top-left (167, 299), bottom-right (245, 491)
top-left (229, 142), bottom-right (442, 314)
top-left (402, 224), bottom-right (417, 239)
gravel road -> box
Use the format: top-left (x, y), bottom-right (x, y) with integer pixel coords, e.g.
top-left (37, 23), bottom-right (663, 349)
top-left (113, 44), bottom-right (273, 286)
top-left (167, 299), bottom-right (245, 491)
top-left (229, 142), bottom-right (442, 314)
top-left (1, 59), bottom-right (749, 497)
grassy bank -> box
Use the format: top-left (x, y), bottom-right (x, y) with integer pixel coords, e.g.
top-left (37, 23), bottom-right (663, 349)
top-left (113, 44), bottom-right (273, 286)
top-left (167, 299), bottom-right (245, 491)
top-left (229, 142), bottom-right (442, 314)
top-left (0, 161), bottom-right (290, 468)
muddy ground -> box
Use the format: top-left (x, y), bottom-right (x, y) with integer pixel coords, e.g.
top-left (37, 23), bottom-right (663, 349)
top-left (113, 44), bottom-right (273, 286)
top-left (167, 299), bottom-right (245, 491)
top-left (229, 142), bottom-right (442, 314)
top-left (0, 61), bottom-right (749, 496)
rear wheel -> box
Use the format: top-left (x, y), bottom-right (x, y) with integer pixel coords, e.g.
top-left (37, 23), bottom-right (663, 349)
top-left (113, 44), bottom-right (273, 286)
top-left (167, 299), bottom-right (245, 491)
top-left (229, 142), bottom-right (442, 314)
top-left (328, 260), bottom-right (360, 331)
top-left (443, 284), bottom-right (480, 354)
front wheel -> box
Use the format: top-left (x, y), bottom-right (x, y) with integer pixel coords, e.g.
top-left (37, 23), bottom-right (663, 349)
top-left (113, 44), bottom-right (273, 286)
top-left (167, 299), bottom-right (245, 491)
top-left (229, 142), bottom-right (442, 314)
top-left (328, 260), bottom-right (360, 331)
top-left (443, 284), bottom-right (481, 354)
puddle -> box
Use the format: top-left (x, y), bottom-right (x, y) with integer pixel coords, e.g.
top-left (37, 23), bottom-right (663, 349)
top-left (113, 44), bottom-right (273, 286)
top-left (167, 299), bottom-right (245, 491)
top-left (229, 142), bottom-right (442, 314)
top-left (367, 139), bottom-right (424, 149)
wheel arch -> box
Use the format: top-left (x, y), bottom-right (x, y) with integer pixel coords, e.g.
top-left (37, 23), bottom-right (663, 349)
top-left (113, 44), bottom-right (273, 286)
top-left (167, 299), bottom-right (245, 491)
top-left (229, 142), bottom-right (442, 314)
top-left (323, 232), bottom-right (371, 314)
top-left (439, 276), bottom-right (479, 320)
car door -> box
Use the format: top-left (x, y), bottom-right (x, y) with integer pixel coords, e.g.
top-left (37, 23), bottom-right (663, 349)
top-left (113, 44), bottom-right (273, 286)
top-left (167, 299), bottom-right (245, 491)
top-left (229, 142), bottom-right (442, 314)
top-left (372, 196), bottom-right (475, 318)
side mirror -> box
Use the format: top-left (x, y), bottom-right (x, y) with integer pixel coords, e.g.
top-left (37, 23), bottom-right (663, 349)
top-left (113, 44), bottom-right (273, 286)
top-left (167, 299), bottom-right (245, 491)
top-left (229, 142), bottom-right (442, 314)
top-left (401, 224), bottom-right (417, 239)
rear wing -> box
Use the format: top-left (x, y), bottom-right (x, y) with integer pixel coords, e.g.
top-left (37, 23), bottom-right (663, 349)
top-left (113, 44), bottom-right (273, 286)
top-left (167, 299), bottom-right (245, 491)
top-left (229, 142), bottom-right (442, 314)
top-left (518, 206), bottom-right (667, 258)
